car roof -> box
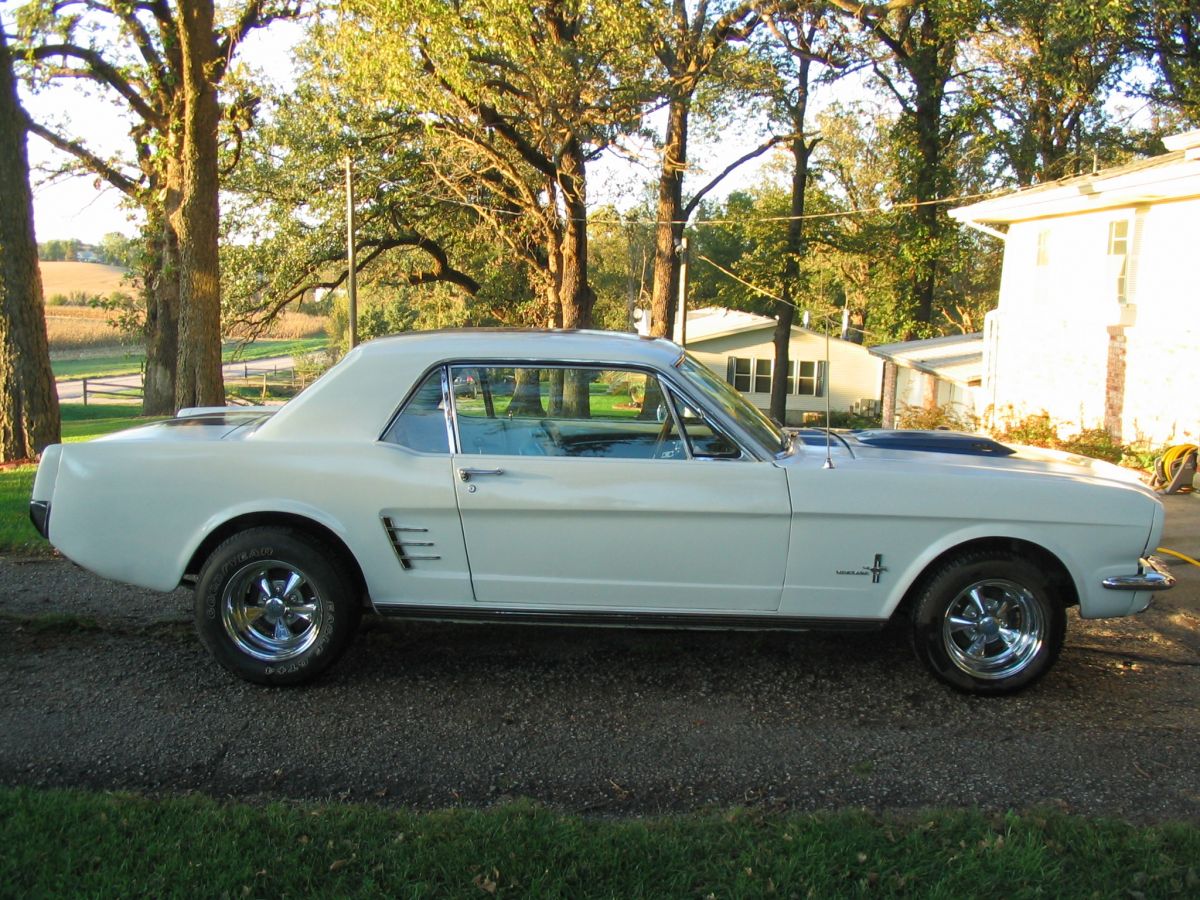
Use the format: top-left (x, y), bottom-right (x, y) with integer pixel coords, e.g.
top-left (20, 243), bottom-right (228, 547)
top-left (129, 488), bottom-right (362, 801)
top-left (256, 329), bottom-right (685, 442)
top-left (360, 328), bottom-right (682, 367)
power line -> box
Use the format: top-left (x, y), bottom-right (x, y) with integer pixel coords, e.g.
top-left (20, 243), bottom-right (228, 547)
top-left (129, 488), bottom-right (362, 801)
top-left (404, 184), bottom-right (1008, 228)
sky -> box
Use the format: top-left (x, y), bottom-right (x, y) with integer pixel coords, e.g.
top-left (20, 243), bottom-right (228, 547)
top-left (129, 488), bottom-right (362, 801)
top-left (14, 16), bottom-right (789, 246)
top-left (18, 18), bottom-right (307, 244)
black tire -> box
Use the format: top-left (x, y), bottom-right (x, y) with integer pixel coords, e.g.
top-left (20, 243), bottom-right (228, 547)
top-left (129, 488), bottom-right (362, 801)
top-left (195, 527), bottom-right (361, 685)
top-left (910, 550), bottom-right (1066, 695)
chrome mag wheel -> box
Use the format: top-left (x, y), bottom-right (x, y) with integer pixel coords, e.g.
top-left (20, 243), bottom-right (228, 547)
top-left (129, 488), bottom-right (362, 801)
top-left (221, 560), bottom-right (325, 663)
top-left (941, 578), bottom-right (1045, 680)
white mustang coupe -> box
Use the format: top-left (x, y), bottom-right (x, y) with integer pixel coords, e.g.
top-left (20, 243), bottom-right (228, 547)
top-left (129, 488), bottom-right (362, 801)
top-left (30, 330), bottom-right (1172, 693)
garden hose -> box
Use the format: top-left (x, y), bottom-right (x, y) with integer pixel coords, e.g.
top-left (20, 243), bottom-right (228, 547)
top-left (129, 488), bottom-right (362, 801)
top-left (1153, 444), bottom-right (1198, 493)
top-left (1157, 547), bottom-right (1200, 569)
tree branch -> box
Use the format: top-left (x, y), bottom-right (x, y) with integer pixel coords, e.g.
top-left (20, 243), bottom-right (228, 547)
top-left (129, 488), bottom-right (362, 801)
top-left (25, 118), bottom-right (142, 197)
top-left (28, 43), bottom-right (163, 127)
top-left (683, 132), bottom-right (797, 219)
top-left (418, 42), bottom-right (556, 178)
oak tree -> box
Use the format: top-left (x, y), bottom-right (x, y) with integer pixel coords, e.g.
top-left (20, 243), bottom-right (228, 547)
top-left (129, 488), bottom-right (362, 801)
top-left (0, 27), bottom-right (60, 461)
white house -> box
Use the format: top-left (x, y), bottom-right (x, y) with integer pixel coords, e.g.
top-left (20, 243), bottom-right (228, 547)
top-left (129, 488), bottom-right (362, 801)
top-left (671, 307), bottom-right (883, 425)
top-left (951, 130), bottom-right (1200, 446)
top-left (869, 333), bottom-right (984, 427)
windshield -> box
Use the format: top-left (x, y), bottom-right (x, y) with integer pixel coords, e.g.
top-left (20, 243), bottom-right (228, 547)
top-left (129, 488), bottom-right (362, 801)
top-left (677, 353), bottom-right (787, 455)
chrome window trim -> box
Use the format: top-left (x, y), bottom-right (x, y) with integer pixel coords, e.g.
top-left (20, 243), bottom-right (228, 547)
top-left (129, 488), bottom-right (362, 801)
top-left (381, 356), bottom-right (769, 462)
top-left (378, 364), bottom-right (454, 455)
top-left (440, 364), bottom-right (461, 454)
top-left (654, 379), bottom-right (694, 462)
top-left (658, 379), bottom-right (748, 462)
top-left (446, 360), bottom-right (758, 462)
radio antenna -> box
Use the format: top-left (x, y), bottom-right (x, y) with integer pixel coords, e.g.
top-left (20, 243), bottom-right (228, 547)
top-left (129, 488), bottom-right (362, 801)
top-left (822, 319), bottom-right (834, 469)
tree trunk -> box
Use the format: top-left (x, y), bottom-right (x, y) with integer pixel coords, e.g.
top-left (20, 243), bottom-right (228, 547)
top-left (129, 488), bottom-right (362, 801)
top-left (507, 368), bottom-right (545, 417)
top-left (650, 97), bottom-right (689, 337)
top-left (557, 140), bottom-right (594, 330)
top-left (771, 60), bottom-right (813, 426)
top-left (557, 141), bottom-right (593, 418)
top-left (170, 1), bottom-right (224, 411)
top-left (0, 30), bottom-right (60, 461)
top-left (904, 13), bottom-right (948, 337)
top-left (141, 214), bottom-right (180, 415)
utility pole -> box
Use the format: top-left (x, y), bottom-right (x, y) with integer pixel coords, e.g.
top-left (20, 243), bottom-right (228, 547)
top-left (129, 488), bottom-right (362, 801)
top-left (345, 155), bottom-right (358, 348)
top-left (674, 236), bottom-right (689, 346)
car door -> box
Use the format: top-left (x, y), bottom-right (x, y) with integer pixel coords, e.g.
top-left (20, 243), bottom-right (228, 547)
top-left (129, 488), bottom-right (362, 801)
top-left (449, 364), bottom-right (791, 612)
top-left (369, 368), bottom-right (476, 609)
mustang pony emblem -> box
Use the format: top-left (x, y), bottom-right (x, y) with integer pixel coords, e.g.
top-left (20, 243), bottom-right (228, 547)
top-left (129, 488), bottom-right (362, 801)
top-left (836, 554), bottom-right (888, 583)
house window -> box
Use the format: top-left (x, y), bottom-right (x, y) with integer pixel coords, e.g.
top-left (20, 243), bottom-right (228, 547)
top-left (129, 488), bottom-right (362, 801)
top-left (796, 361), bottom-right (826, 397)
top-left (754, 359), bottom-right (772, 393)
top-left (1036, 229), bottom-right (1050, 266)
top-left (727, 356), bottom-right (824, 397)
top-left (1108, 219), bottom-right (1129, 303)
top-left (727, 356), bottom-right (772, 393)
top-left (730, 357), bottom-right (752, 392)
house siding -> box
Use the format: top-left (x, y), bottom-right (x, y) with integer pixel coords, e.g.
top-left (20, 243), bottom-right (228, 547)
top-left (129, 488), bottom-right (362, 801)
top-left (1119, 198), bottom-right (1200, 444)
top-left (687, 328), bottom-right (883, 423)
top-left (983, 197), bottom-right (1200, 445)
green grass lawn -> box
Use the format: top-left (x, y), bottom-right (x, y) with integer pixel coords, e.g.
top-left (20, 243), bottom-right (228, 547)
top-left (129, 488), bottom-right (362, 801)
top-left (52, 337), bottom-right (329, 381)
top-left (1, 788), bottom-right (1196, 897)
top-left (455, 378), bottom-right (646, 419)
top-left (0, 404), bottom-right (163, 555)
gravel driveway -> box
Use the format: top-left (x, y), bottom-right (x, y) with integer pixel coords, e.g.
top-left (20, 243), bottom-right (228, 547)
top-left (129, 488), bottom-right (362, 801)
top-left (2, 496), bottom-right (1198, 821)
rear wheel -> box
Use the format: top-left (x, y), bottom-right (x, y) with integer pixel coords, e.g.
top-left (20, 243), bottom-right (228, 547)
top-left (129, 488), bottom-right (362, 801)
top-left (910, 551), bottom-right (1065, 694)
top-left (195, 527), bottom-right (361, 685)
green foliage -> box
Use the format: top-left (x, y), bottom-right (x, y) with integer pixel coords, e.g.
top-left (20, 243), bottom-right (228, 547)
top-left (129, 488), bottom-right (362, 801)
top-left (2, 789), bottom-right (1199, 897)
top-left (963, 0), bottom-right (1141, 186)
top-left (827, 410), bottom-right (883, 430)
top-left (1133, 0), bottom-right (1200, 128)
top-left (896, 402), bottom-right (978, 432)
top-left (992, 411), bottom-right (1058, 446)
top-left (36, 238), bottom-right (83, 262)
top-left (587, 204), bottom-right (655, 332)
top-left (990, 412), bottom-right (1138, 465)
top-left (1058, 428), bottom-right (1127, 465)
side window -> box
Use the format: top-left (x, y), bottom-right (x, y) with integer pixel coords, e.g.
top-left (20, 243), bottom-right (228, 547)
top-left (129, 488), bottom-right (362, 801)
top-left (451, 365), bottom-right (684, 460)
top-left (382, 369), bottom-right (450, 453)
top-left (674, 400), bottom-right (742, 459)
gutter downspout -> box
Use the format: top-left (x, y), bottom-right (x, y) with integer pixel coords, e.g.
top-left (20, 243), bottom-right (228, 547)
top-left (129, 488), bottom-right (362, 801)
top-left (957, 218), bottom-right (1008, 242)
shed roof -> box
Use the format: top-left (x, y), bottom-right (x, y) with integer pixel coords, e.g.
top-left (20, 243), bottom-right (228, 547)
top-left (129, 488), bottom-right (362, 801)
top-left (683, 306), bottom-right (854, 346)
top-left (869, 332), bottom-right (984, 387)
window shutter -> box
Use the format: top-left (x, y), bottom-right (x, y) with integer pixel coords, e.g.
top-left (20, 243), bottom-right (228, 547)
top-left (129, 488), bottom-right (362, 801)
top-left (816, 361), bottom-right (827, 397)
top-left (726, 357), bottom-right (736, 384)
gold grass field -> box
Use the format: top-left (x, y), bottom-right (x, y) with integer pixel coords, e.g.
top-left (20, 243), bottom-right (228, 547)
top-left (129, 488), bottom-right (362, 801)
top-left (39, 261), bottom-right (326, 353)
top-left (40, 261), bottom-right (132, 298)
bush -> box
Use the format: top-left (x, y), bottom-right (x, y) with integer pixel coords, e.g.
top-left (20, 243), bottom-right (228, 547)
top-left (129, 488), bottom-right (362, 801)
top-left (1058, 427), bottom-right (1125, 464)
top-left (827, 409), bottom-right (882, 429)
top-left (896, 402), bottom-right (977, 432)
top-left (989, 411), bottom-right (1155, 470)
top-left (993, 412), bottom-right (1057, 447)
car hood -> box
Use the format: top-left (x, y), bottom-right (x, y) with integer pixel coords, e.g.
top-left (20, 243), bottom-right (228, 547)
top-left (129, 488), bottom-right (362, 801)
top-left (789, 428), bottom-right (1151, 491)
top-left (94, 408), bottom-right (279, 443)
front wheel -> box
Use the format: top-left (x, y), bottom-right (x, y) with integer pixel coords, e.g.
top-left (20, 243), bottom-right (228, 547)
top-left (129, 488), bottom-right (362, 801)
top-left (910, 551), bottom-right (1066, 695)
top-left (195, 527), bottom-right (361, 685)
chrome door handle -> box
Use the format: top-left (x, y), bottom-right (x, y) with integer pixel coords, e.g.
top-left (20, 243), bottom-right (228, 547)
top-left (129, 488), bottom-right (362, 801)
top-left (457, 466), bottom-right (505, 482)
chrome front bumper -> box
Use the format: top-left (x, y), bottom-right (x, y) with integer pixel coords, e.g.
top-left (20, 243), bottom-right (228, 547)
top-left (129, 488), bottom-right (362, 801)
top-left (1101, 556), bottom-right (1175, 592)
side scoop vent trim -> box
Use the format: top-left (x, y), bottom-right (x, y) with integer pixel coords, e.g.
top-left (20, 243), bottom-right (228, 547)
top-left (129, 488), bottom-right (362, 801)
top-left (381, 517), bottom-right (441, 570)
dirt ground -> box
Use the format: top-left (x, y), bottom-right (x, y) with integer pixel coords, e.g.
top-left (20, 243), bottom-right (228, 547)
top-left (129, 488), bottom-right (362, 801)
top-left (1, 495), bottom-right (1197, 821)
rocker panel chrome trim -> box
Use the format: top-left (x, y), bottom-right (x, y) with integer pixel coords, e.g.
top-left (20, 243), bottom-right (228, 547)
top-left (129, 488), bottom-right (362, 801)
top-left (371, 604), bottom-right (887, 632)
